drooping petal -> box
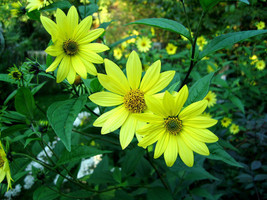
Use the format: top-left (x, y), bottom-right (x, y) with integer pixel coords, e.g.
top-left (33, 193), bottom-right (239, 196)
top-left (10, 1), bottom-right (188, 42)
top-left (183, 116), bottom-right (218, 128)
top-left (79, 29), bottom-right (105, 44)
top-left (56, 55), bottom-right (70, 83)
top-left (145, 95), bottom-right (168, 118)
top-left (104, 59), bottom-right (130, 91)
top-left (46, 54), bottom-right (64, 72)
top-left (154, 131), bottom-right (169, 159)
top-left (66, 65), bottom-right (76, 84)
top-left (182, 126), bottom-right (218, 143)
top-left (126, 51), bottom-right (142, 89)
top-left (138, 128), bottom-right (164, 148)
top-left (71, 55), bottom-right (87, 79)
top-left (163, 91), bottom-right (176, 116)
top-left (79, 43), bottom-right (110, 53)
top-left (102, 105), bottom-right (129, 134)
top-left (93, 107), bottom-right (120, 127)
top-left (179, 100), bottom-right (208, 120)
top-left (164, 134), bottom-right (179, 167)
top-left (146, 71), bottom-right (175, 95)
top-left (98, 74), bottom-right (128, 95)
top-left (177, 135), bottom-right (194, 167)
top-left (180, 131), bottom-right (210, 156)
top-left (40, 16), bottom-right (59, 41)
top-left (140, 60), bottom-right (161, 93)
top-left (67, 6), bottom-right (78, 35)
top-left (120, 114), bottom-right (137, 149)
top-left (174, 85), bottom-right (189, 116)
top-left (79, 50), bottom-right (103, 64)
top-left (73, 15), bottom-right (92, 41)
top-left (89, 92), bottom-right (123, 107)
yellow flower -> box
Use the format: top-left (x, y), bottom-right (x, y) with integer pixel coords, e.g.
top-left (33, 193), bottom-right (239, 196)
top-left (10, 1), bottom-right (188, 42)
top-left (136, 37), bottom-right (152, 53)
top-left (207, 64), bottom-right (217, 73)
top-left (8, 66), bottom-right (22, 80)
top-left (255, 60), bottom-right (265, 70)
top-left (113, 48), bottom-right (122, 60)
top-left (204, 91), bottom-right (217, 108)
top-left (135, 86), bottom-right (218, 167)
top-left (255, 21), bottom-right (265, 30)
top-left (197, 36), bottom-right (208, 51)
top-left (151, 27), bottom-right (155, 36)
top-left (26, 0), bottom-right (48, 12)
top-left (89, 51), bottom-right (175, 149)
top-left (202, 112), bottom-right (212, 118)
top-left (11, 2), bottom-right (26, 17)
top-left (0, 141), bottom-right (13, 191)
top-left (41, 6), bottom-right (109, 84)
top-left (165, 43), bottom-right (177, 55)
top-left (229, 123), bottom-right (239, 134)
top-left (249, 55), bottom-right (258, 65)
top-left (221, 117), bottom-right (232, 128)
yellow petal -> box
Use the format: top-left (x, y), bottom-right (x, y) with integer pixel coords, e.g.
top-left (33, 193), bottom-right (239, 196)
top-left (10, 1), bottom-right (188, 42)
top-left (174, 85), bottom-right (188, 115)
top-left (40, 16), bottom-right (59, 41)
top-left (179, 100), bottom-right (208, 120)
top-left (138, 128), bottom-right (164, 148)
top-left (46, 54), bottom-right (64, 72)
top-left (126, 51), bottom-right (142, 89)
top-left (67, 6), bottom-right (78, 34)
top-left (182, 126), bottom-right (218, 143)
top-left (98, 74), bottom-right (127, 95)
top-left (164, 134), bottom-right (179, 167)
top-left (140, 60), bottom-right (161, 93)
top-left (79, 56), bottom-right (97, 76)
top-left (71, 56), bottom-right (87, 79)
top-left (102, 105), bottom-right (129, 134)
top-left (154, 131), bottom-right (169, 159)
top-left (177, 135), bottom-right (194, 167)
top-left (45, 45), bottom-right (63, 57)
top-left (79, 29), bottom-right (104, 44)
top-left (120, 114), bottom-right (136, 149)
top-left (89, 92), bottom-right (123, 107)
top-left (183, 116), bottom-right (218, 128)
top-left (136, 123), bottom-right (162, 136)
top-left (180, 131), bottom-right (210, 156)
top-left (55, 8), bottom-right (68, 39)
top-left (163, 91), bottom-right (176, 116)
top-left (145, 95), bottom-right (168, 117)
top-left (93, 107), bottom-right (120, 127)
top-left (79, 43), bottom-right (109, 53)
top-left (56, 55), bottom-right (70, 83)
top-left (146, 71), bottom-right (175, 95)
top-left (104, 59), bottom-right (130, 91)
top-left (133, 113), bottom-right (164, 123)
top-left (73, 15), bottom-right (92, 41)
top-left (67, 65), bottom-right (76, 84)
top-left (79, 50), bottom-right (103, 64)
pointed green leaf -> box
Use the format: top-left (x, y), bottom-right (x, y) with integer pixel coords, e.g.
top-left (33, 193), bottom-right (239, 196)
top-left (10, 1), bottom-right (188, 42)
top-left (229, 95), bottom-right (245, 113)
top-left (147, 187), bottom-right (173, 200)
top-left (0, 74), bottom-right (16, 84)
top-left (128, 18), bottom-right (191, 41)
top-left (200, 0), bottom-right (221, 11)
top-left (47, 95), bottom-right (88, 151)
top-left (199, 30), bottom-right (267, 60)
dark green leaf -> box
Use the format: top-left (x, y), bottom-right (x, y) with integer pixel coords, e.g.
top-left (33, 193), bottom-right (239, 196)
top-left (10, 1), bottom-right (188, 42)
top-left (128, 18), bottom-right (191, 41)
top-left (199, 0), bottom-right (220, 11)
top-left (199, 30), bottom-right (267, 60)
top-left (251, 161), bottom-right (262, 170)
top-left (99, 21), bottom-right (113, 29)
top-left (147, 187), bottom-right (173, 200)
top-left (236, 173), bottom-right (253, 182)
top-left (47, 95), bottom-right (88, 151)
top-left (4, 89), bottom-right (17, 105)
top-left (229, 95), bottom-right (245, 113)
top-left (0, 74), bottom-right (16, 84)
top-left (83, 78), bottom-right (103, 93)
top-left (33, 186), bottom-right (59, 200)
top-left (109, 35), bottom-right (137, 48)
top-left (31, 81), bottom-right (47, 95)
top-left (27, 10), bottom-right (40, 21)
top-left (78, 4), bottom-right (98, 18)
top-left (41, 0), bottom-right (72, 12)
top-left (254, 174), bottom-right (267, 181)
top-left (15, 87), bottom-right (36, 119)
top-left (185, 166), bottom-right (219, 181)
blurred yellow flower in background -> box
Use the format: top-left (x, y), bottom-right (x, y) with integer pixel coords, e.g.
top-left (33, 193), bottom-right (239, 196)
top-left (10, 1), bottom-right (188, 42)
top-left (255, 60), bottom-right (265, 70)
top-left (113, 48), bottom-right (122, 60)
top-left (136, 36), bottom-right (152, 52)
top-left (255, 21), bottom-right (265, 30)
top-left (229, 123), bottom-right (239, 134)
top-left (221, 117), bottom-right (232, 128)
top-left (204, 91), bottom-right (217, 108)
top-left (165, 43), bottom-right (177, 55)
top-left (26, 0), bottom-right (48, 12)
top-left (197, 36), bottom-right (208, 51)
top-left (0, 141), bottom-right (13, 191)
top-left (249, 55), bottom-right (258, 65)
top-left (8, 66), bottom-right (22, 80)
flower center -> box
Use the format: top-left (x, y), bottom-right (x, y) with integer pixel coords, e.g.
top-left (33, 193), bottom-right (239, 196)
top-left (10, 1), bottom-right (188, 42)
top-left (11, 71), bottom-right (22, 79)
top-left (123, 89), bottom-right (146, 113)
top-left (63, 40), bottom-right (78, 55)
top-left (141, 42), bottom-right (146, 47)
top-left (0, 155), bottom-right (4, 168)
top-left (164, 116), bottom-right (182, 135)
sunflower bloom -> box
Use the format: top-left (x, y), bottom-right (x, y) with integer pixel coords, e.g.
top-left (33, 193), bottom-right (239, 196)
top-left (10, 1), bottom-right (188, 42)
top-left (136, 37), bottom-right (152, 52)
top-left (135, 86), bottom-right (218, 167)
top-left (255, 21), bottom-right (265, 30)
top-left (229, 123), bottom-right (239, 134)
top-left (89, 51), bottom-right (175, 149)
top-left (204, 91), bottom-right (217, 108)
top-left (221, 117), bottom-right (232, 128)
top-left (165, 43), bottom-right (177, 55)
top-left (255, 60), bottom-right (265, 70)
top-left (0, 141), bottom-right (13, 191)
top-left (41, 6), bottom-right (109, 83)
top-left (26, 0), bottom-right (48, 12)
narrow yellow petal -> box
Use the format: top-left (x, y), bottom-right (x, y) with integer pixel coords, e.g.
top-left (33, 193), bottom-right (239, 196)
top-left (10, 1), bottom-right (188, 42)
top-left (89, 92), bottom-right (123, 107)
top-left (174, 85), bottom-right (188, 116)
top-left (102, 105), bottom-right (129, 134)
top-left (71, 56), bottom-right (87, 79)
top-left (154, 131), bottom-right (169, 159)
top-left (67, 65), bottom-right (76, 84)
top-left (73, 15), bottom-right (92, 41)
top-left (126, 51), bottom-right (142, 89)
top-left (98, 74), bottom-right (127, 95)
top-left (79, 50), bottom-right (103, 64)
top-left (67, 6), bottom-right (78, 34)
top-left (183, 126), bottom-right (218, 143)
top-left (56, 56), bottom-right (70, 83)
top-left (79, 29), bottom-right (104, 44)
top-left (79, 43), bottom-right (109, 53)
top-left (145, 95), bottom-right (168, 117)
top-left (140, 60), bottom-right (161, 93)
top-left (120, 114), bottom-right (136, 149)
top-left (133, 113), bottom-right (164, 123)
top-left (104, 59), bottom-right (130, 91)
top-left (136, 123), bottom-right (162, 136)
top-left (183, 116), bottom-right (218, 128)
top-left (138, 128), bottom-right (164, 148)
top-left (45, 45), bottom-right (63, 57)
top-left (55, 8), bottom-right (68, 39)
top-left (180, 131), bottom-right (210, 156)
top-left (40, 16), bottom-right (59, 41)
top-left (179, 100), bottom-right (208, 120)
top-left (177, 135), bottom-right (194, 167)
top-left (93, 107), bottom-right (120, 127)
top-left (146, 71), bottom-right (175, 95)
top-left (79, 57), bottom-right (97, 76)
top-left (164, 134), bottom-right (179, 167)
top-left (46, 54), bottom-right (64, 72)
top-left (163, 91), bottom-right (176, 116)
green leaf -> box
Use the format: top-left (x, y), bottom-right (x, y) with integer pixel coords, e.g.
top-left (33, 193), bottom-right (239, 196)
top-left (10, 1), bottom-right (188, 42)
top-left (57, 145), bottom-right (111, 165)
top-left (41, 0), bottom-right (72, 12)
top-left (31, 81), bottom-right (47, 95)
top-left (191, 187), bottom-right (222, 200)
top-left (4, 89), bottom-right (17, 105)
top-left (184, 166), bottom-right (219, 181)
top-left (78, 4), bottom-right (99, 18)
top-left (1, 124), bottom-right (28, 137)
top-left (185, 72), bottom-right (214, 106)
top-left (27, 10), bottom-right (40, 21)
top-left (15, 87), bottom-right (36, 119)
top-left (254, 174), bottom-right (267, 181)
top-left (207, 143), bottom-right (243, 168)
top-left (0, 74), bottom-right (16, 84)
top-left (229, 95), bottom-right (245, 113)
top-left (128, 18), bottom-right (191, 41)
top-left (147, 187), bottom-right (173, 200)
top-left (33, 186), bottom-right (59, 200)
top-left (47, 95), bottom-right (88, 151)
top-left (109, 35), bottom-right (137, 48)
top-left (199, 0), bottom-right (221, 11)
top-left (24, 138), bottom-right (42, 148)
top-left (83, 78), bottom-right (103, 93)
top-left (199, 30), bottom-right (267, 60)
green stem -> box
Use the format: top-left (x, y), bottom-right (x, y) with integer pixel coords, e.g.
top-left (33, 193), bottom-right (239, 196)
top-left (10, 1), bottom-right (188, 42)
top-left (180, 0), bottom-right (192, 40)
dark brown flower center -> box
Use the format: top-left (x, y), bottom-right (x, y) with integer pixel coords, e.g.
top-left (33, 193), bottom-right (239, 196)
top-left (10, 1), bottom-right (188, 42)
top-left (63, 40), bottom-right (78, 55)
top-left (123, 89), bottom-right (146, 113)
top-left (164, 116), bottom-right (182, 135)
